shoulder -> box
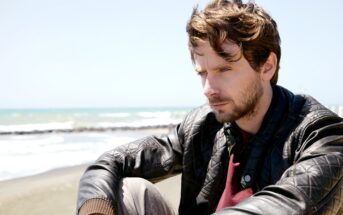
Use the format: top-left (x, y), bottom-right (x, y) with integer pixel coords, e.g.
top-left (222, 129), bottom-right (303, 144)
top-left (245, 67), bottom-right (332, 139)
top-left (179, 104), bottom-right (222, 140)
top-left (182, 104), bottom-right (217, 127)
top-left (276, 85), bottom-right (341, 127)
top-left (297, 94), bottom-right (341, 126)
top-left (291, 93), bottom-right (343, 144)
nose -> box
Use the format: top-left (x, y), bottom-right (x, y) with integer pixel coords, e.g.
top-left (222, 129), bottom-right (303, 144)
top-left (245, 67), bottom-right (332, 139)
top-left (203, 76), bottom-right (219, 97)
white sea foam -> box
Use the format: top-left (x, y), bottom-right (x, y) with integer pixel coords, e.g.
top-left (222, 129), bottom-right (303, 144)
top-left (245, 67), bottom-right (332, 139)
top-left (73, 113), bottom-right (89, 117)
top-left (0, 136), bottom-right (65, 156)
top-left (10, 113), bottom-right (21, 117)
top-left (137, 111), bottom-right (172, 118)
top-left (99, 113), bottom-right (131, 118)
top-left (0, 121), bottom-right (74, 133)
top-left (0, 133), bottom-right (137, 181)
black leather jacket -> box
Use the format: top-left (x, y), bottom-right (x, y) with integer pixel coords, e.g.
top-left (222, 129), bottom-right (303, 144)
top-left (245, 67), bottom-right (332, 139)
top-left (77, 86), bottom-right (343, 214)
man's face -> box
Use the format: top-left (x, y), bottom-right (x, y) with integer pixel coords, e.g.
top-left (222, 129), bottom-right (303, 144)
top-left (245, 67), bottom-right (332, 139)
top-left (193, 40), bottom-right (264, 123)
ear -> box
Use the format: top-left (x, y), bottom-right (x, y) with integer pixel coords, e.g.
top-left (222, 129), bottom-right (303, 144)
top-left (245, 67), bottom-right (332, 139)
top-left (260, 52), bottom-right (277, 82)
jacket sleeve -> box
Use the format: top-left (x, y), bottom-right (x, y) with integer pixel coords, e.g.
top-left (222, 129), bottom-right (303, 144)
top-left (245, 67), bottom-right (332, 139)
top-left (217, 120), bottom-right (343, 215)
top-left (76, 123), bottom-right (185, 214)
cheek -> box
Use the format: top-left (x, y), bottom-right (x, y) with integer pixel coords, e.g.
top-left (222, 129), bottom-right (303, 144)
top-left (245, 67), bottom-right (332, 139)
top-left (220, 74), bottom-right (237, 89)
top-left (225, 75), bottom-right (249, 95)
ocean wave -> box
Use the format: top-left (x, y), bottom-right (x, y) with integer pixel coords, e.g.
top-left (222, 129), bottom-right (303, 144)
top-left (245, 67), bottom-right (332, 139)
top-left (0, 136), bottom-right (65, 156)
top-left (98, 113), bottom-right (131, 118)
top-left (137, 111), bottom-right (172, 118)
top-left (0, 115), bottom-right (182, 135)
top-left (0, 122), bottom-right (74, 134)
top-left (0, 133), bottom-right (138, 181)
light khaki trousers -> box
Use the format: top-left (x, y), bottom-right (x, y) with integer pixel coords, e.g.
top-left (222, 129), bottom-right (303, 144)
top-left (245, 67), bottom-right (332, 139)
top-left (117, 177), bottom-right (176, 215)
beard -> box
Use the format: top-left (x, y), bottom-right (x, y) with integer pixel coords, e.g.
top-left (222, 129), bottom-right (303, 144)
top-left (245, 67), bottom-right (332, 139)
top-left (208, 80), bottom-right (264, 123)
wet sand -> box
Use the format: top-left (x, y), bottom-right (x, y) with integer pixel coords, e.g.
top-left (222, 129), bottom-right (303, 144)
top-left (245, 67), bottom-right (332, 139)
top-left (0, 163), bottom-right (181, 215)
top-left (0, 128), bottom-right (181, 215)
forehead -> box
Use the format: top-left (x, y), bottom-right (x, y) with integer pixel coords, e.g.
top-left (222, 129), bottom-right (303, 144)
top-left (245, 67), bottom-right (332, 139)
top-left (193, 40), bottom-right (241, 70)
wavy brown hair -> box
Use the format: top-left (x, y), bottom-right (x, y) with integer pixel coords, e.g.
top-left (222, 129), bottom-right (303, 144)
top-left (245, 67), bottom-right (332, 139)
top-left (186, 0), bottom-right (281, 84)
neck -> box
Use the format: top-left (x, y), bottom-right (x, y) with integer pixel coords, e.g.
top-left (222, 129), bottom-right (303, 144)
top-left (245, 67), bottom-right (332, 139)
top-left (235, 85), bottom-right (273, 134)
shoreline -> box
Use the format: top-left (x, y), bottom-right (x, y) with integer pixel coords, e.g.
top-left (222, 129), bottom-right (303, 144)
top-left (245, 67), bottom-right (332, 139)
top-left (0, 164), bottom-right (181, 215)
top-left (0, 124), bottom-right (176, 135)
top-left (0, 127), bottom-right (171, 182)
top-left (0, 128), bottom-right (181, 215)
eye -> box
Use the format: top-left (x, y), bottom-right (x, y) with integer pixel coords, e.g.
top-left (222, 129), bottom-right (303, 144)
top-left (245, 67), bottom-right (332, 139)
top-left (196, 71), bottom-right (207, 77)
top-left (219, 67), bottom-right (232, 73)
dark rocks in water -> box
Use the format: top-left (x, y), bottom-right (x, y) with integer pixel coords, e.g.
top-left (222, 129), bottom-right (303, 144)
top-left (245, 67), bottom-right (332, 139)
top-left (0, 124), bottom-right (176, 135)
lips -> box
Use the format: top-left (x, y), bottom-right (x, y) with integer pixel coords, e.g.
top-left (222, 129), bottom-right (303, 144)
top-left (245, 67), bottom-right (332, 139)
top-left (210, 102), bottom-right (228, 110)
top-left (208, 96), bottom-right (231, 110)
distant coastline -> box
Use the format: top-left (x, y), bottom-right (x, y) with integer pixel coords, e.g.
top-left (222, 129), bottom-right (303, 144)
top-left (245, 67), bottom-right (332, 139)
top-left (0, 107), bottom-right (187, 181)
top-left (0, 124), bottom-right (176, 135)
top-left (0, 107), bottom-right (190, 135)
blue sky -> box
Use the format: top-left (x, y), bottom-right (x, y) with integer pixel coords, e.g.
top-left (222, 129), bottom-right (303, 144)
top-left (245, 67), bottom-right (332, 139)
top-left (0, 0), bottom-right (342, 109)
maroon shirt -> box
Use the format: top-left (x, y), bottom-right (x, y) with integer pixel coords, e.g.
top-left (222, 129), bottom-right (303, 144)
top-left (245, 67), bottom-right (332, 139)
top-left (216, 128), bottom-right (253, 211)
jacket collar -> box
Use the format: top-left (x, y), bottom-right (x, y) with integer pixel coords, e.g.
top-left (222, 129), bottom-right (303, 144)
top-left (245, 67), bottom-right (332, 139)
top-left (232, 85), bottom-right (289, 188)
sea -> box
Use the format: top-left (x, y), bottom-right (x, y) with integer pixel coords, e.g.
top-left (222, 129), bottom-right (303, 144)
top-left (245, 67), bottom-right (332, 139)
top-left (0, 105), bottom-right (342, 182)
top-left (0, 107), bottom-right (191, 181)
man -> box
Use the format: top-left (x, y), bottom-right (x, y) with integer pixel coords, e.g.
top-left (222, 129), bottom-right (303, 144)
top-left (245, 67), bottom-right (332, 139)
top-left (77, 0), bottom-right (343, 214)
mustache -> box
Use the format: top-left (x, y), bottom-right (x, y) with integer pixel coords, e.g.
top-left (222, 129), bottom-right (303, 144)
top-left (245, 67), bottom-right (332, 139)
top-left (207, 95), bottom-right (232, 104)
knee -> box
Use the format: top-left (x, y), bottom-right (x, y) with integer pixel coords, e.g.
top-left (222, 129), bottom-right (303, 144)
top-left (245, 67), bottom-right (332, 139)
top-left (117, 177), bottom-right (176, 215)
top-left (119, 177), bottom-right (155, 194)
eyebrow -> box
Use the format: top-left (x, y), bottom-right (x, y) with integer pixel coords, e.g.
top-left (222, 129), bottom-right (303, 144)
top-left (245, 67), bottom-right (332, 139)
top-left (194, 64), bottom-right (231, 73)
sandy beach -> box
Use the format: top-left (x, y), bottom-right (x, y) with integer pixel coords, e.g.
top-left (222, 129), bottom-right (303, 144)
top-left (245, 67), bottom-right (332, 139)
top-left (0, 128), bottom-right (181, 215)
top-left (0, 164), bottom-right (181, 215)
